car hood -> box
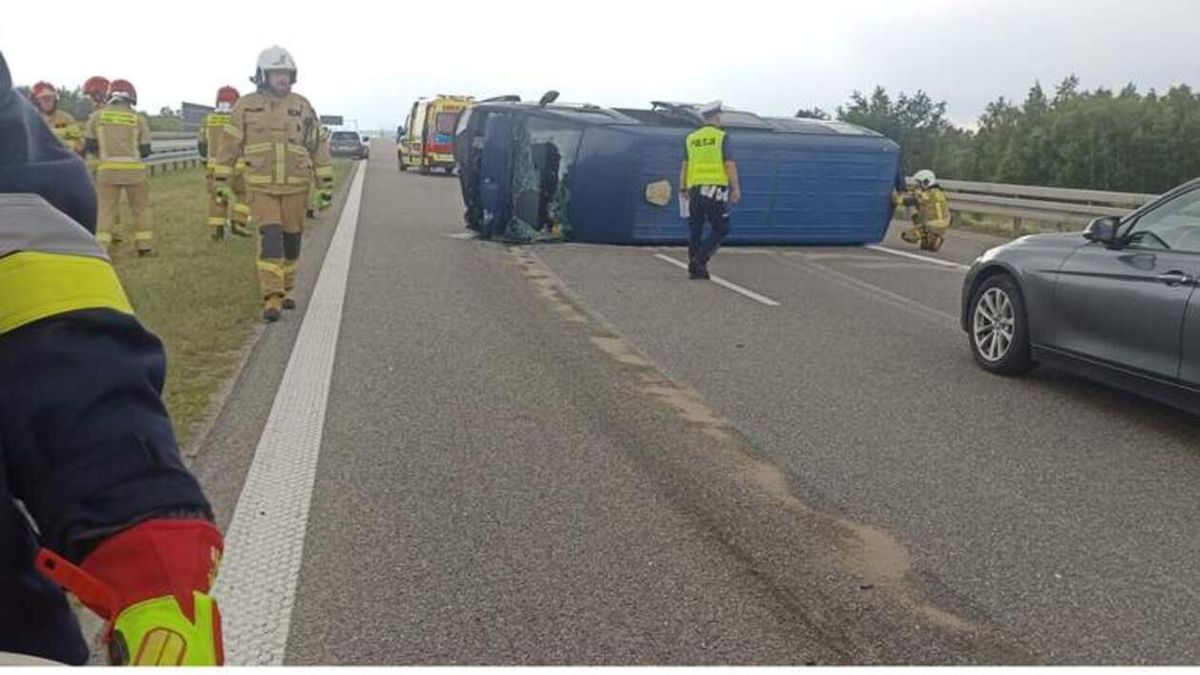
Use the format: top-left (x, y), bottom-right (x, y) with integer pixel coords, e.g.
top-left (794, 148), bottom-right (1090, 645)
top-left (977, 231), bottom-right (1086, 266)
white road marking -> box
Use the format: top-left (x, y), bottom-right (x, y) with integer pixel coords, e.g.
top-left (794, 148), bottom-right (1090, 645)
top-left (214, 161), bottom-right (367, 665)
top-left (653, 254), bottom-right (781, 307)
top-left (864, 244), bottom-right (970, 271)
top-left (445, 231), bottom-right (478, 240)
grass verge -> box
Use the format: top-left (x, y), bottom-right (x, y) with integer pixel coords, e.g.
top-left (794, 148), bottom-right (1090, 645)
top-left (108, 160), bottom-right (352, 445)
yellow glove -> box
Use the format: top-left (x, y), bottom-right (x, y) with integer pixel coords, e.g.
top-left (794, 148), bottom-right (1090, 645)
top-left (214, 184), bottom-right (235, 205)
top-left (36, 519), bottom-right (224, 666)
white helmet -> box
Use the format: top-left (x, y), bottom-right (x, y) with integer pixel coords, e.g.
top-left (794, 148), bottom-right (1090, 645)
top-left (255, 46), bottom-right (297, 85)
top-left (913, 169), bottom-right (938, 189)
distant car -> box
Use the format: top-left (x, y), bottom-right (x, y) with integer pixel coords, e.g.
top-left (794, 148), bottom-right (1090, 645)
top-left (962, 178), bottom-right (1200, 413)
top-left (330, 130), bottom-right (368, 160)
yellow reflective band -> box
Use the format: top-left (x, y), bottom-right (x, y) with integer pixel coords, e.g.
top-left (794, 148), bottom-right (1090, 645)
top-left (244, 143), bottom-right (272, 154)
top-left (235, 158), bottom-right (248, 170)
top-left (256, 260), bottom-right (285, 273)
top-left (207, 217), bottom-right (227, 226)
top-left (286, 144), bottom-right (308, 155)
top-left (315, 166), bottom-right (334, 178)
top-left (223, 124), bottom-right (243, 140)
top-left (211, 165), bottom-right (234, 177)
top-left (275, 142), bottom-right (285, 184)
top-left (134, 232), bottom-right (154, 241)
top-left (99, 111), bottom-right (137, 126)
top-left (233, 204), bottom-right (252, 215)
top-left (286, 177), bottom-right (310, 185)
top-left (0, 251), bottom-right (133, 335)
top-left (98, 161), bottom-right (145, 171)
top-left (246, 175), bottom-right (272, 184)
top-left (95, 232), bottom-right (113, 244)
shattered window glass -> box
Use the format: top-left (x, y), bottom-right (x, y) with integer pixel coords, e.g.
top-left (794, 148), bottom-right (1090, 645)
top-left (502, 116), bottom-right (583, 242)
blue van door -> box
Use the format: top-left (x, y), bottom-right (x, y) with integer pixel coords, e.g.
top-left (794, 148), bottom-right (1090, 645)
top-left (479, 113), bottom-right (515, 239)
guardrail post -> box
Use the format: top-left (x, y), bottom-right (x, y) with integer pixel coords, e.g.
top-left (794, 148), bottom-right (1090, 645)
top-left (1012, 217), bottom-right (1023, 237)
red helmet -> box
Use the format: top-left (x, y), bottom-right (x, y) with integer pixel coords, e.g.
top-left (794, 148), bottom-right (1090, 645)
top-left (30, 81), bottom-right (57, 101)
top-left (109, 79), bottom-right (137, 105)
top-left (83, 76), bottom-right (110, 101)
top-left (216, 86), bottom-right (240, 106)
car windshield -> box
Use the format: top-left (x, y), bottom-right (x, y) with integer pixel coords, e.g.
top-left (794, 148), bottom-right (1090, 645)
top-left (1128, 188), bottom-right (1200, 251)
top-left (331, 131), bottom-right (359, 142)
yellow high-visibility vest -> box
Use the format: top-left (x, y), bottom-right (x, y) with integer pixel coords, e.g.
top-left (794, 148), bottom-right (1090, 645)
top-left (685, 125), bottom-right (729, 189)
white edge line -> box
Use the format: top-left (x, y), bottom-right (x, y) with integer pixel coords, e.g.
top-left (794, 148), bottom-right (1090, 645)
top-left (864, 244), bottom-right (970, 270)
top-left (653, 254), bottom-right (780, 307)
top-left (214, 160), bottom-right (367, 665)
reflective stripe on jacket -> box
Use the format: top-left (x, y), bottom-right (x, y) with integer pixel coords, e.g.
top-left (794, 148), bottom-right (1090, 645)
top-left (213, 91), bottom-right (333, 195)
top-left (0, 194), bottom-right (131, 335)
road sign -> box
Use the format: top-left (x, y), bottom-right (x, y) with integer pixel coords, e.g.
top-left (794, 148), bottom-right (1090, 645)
top-left (181, 102), bottom-right (214, 132)
top-left (320, 115), bottom-right (344, 126)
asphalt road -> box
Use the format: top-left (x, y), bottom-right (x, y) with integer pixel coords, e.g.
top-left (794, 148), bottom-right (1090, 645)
top-left (196, 144), bottom-right (1200, 664)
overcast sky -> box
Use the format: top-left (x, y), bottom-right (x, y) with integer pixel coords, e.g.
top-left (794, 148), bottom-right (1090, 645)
top-left (4, 0), bottom-right (1199, 130)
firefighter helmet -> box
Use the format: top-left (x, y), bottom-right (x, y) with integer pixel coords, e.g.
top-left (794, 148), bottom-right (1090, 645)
top-left (913, 169), bottom-right (938, 189)
top-left (30, 81), bottom-right (57, 100)
top-left (254, 46), bottom-right (297, 85)
top-left (216, 86), bottom-right (240, 105)
top-left (83, 76), bottom-right (110, 102)
top-left (109, 79), bottom-right (137, 105)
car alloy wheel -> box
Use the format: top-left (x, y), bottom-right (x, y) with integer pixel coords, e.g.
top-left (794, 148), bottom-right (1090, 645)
top-left (973, 287), bottom-right (1016, 363)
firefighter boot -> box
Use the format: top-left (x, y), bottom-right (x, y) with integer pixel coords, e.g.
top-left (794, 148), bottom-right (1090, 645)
top-left (262, 295), bottom-right (283, 323)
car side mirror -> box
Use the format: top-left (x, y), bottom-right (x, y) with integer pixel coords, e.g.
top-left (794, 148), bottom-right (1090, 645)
top-left (1084, 216), bottom-right (1121, 245)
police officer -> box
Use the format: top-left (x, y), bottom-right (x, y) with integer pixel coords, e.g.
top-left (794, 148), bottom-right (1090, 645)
top-left (213, 46), bottom-right (334, 322)
top-left (0, 52), bottom-right (223, 666)
top-left (678, 101), bottom-right (741, 279)
top-left (84, 79), bottom-right (154, 255)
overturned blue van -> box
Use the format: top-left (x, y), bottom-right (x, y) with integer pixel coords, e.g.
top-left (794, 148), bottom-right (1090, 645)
top-left (454, 98), bottom-right (901, 245)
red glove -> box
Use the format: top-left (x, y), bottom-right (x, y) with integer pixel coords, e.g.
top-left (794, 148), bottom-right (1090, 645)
top-left (37, 519), bottom-right (224, 666)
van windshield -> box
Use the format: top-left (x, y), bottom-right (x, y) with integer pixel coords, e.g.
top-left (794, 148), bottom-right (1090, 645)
top-left (435, 112), bottom-right (459, 135)
top-left (331, 131), bottom-right (360, 141)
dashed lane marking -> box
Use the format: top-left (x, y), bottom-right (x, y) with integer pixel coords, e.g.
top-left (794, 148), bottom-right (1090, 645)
top-left (653, 254), bottom-right (781, 307)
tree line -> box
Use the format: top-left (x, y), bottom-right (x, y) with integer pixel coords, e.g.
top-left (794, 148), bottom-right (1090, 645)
top-left (15, 84), bottom-right (185, 131)
top-left (803, 77), bottom-right (1200, 194)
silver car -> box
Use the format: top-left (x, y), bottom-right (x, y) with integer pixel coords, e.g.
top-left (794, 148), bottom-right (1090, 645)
top-left (962, 179), bottom-right (1200, 413)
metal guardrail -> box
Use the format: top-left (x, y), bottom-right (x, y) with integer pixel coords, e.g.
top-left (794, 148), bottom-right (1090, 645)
top-left (938, 178), bottom-right (1159, 234)
top-left (146, 133), bottom-right (201, 175)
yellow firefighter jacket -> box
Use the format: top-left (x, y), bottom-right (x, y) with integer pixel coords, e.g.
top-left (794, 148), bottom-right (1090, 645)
top-left (84, 102), bottom-right (152, 185)
top-left (213, 90), bottom-right (333, 196)
top-left (41, 109), bottom-right (83, 154)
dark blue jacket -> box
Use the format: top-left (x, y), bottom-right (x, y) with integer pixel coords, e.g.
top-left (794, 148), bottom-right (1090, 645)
top-left (0, 52), bottom-right (212, 664)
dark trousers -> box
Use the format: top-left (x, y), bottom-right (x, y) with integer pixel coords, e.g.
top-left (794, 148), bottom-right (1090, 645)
top-left (688, 188), bottom-right (731, 267)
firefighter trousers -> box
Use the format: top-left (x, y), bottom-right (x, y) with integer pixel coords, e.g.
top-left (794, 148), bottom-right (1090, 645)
top-left (96, 176), bottom-right (152, 252)
top-left (250, 191), bottom-right (307, 301)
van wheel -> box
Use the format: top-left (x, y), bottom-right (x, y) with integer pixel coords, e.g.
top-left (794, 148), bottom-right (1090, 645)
top-left (969, 274), bottom-right (1035, 375)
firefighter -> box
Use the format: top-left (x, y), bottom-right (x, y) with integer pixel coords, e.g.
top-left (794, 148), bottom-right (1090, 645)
top-left (29, 81), bottom-right (82, 154)
top-left (677, 101), bottom-right (741, 279)
top-left (198, 86), bottom-right (251, 239)
top-left (81, 76), bottom-right (129, 246)
top-left (213, 46), bottom-right (334, 322)
top-left (0, 51), bottom-right (223, 666)
top-left (897, 169), bottom-right (952, 252)
top-left (84, 79), bottom-right (154, 255)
